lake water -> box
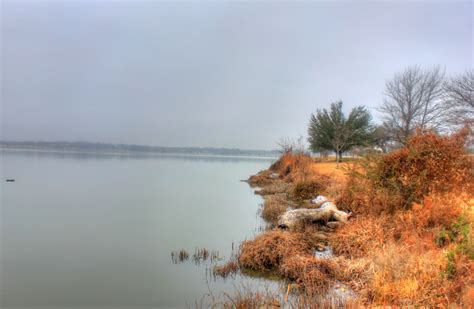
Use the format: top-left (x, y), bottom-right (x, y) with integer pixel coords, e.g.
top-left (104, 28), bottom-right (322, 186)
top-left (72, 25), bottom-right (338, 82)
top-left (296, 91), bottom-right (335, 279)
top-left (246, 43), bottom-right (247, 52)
top-left (0, 150), bottom-right (279, 308)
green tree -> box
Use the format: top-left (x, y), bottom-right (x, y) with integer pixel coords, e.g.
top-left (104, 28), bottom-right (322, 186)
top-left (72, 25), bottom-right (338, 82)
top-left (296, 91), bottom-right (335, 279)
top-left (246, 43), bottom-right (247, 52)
top-left (308, 101), bottom-right (372, 166)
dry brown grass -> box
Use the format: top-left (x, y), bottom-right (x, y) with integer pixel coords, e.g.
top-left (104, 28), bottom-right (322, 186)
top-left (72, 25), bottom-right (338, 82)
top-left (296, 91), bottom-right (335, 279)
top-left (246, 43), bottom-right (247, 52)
top-left (290, 176), bottom-right (330, 201)
top-left (331, 216), bottom-right (387, 259)
top-left (369, 243), bottom-right (449, 305)
top-left (269, 153), bottom-right (314, 179)
top-left (449, 254), bottom-right (474, 304)
top-left (261, 194), bottom-right (288, 224)
top-left (255, 180), bottom-right (289, 196)
top-left (213, 260), bottom-right (239, 278)
top-left (238, 229), bottom-right (344, 298)
top-left (334, 256), bottom-right (373, 294)
top-left (238, 230), bottom-right (315, 273)
top-left (240, 130), bottom-right (473, 306)
top-left (222, 289), bottom-right (281, 308)
top-left (279, 255), bottom-right (338, 293)
top-left (247, 171), bottom-right (274, 187)
top-left (310, 161), bottom-right (350, 181)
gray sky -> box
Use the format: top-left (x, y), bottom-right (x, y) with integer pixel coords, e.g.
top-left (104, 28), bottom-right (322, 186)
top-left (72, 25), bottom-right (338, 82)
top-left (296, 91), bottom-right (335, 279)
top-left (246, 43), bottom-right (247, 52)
top-left (1, 0), bottom-right (472, 150)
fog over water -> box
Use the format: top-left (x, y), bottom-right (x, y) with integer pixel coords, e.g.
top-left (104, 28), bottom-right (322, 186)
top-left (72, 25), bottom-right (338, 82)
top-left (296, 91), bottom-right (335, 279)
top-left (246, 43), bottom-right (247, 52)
top-left (1, 0), bottom-right (472, 149)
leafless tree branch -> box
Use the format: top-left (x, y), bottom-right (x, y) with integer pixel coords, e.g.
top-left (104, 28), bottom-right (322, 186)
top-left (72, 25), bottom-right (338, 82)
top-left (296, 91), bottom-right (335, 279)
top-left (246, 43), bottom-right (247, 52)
top-left (380, 66), bottom-right (447, 144)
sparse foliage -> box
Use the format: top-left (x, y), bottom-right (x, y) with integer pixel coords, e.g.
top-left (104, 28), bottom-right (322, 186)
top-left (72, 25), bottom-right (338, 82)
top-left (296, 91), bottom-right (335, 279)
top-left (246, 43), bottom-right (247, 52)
top-left (276, 136), bottom-right (307, 155)
top-left (380, 66), bottom-right (447, 144)
top-left (444, 69), bottom-right (474, 128)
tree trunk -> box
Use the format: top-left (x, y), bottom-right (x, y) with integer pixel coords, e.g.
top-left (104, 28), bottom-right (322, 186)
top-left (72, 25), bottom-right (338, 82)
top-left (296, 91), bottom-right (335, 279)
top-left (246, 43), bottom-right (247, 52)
top-left (277, 201), bottom-right (349, 230)
top-left (336, 150), bottom-right (343, 168)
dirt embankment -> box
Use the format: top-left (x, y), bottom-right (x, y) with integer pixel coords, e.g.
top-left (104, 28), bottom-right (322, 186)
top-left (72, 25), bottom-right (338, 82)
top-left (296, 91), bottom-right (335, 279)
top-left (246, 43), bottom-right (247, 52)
top-left (238, 130), bottom-right (474, 307)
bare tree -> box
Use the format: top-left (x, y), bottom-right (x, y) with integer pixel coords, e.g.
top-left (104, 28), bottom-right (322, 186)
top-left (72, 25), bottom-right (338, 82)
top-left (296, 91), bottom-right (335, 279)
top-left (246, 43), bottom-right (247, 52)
top-left (444, 69), bottom-right (474, 127)
top-left (380, 66), bottom-right (446, 144)
top-left (276, 136), bottom-right (307, 154)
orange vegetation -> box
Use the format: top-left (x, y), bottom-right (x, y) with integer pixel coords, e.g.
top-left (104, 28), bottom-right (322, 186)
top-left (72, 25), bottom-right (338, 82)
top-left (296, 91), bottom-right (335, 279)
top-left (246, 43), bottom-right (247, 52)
top-left (241, 129), bottom-right (474, 306)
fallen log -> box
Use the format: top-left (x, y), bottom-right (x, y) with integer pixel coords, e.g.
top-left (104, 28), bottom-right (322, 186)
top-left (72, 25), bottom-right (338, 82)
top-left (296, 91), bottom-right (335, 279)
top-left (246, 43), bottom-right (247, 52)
top-left (278, 196), bottom-right (350, 230)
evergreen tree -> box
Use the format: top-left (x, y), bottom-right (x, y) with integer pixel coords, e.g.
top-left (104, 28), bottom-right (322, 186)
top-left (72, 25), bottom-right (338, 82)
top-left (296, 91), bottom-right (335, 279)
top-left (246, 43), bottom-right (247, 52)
top-left (308, 101), bottom-right (372, 165)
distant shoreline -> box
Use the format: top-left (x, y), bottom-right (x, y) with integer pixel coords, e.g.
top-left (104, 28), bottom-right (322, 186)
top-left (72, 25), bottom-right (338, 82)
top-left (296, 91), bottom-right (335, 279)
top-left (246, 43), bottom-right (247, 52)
top-left (0, 146), bottom-right (278, 161)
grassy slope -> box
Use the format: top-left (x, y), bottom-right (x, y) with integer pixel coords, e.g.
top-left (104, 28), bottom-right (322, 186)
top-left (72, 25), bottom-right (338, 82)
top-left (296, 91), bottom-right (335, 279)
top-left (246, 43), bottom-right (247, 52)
top-left (241, 133), bottom-right (474, 307)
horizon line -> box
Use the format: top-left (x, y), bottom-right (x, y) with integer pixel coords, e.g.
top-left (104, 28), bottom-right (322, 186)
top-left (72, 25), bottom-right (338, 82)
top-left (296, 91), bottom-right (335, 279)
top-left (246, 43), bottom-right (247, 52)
top-left (0, 139), bottom-right (279, 153)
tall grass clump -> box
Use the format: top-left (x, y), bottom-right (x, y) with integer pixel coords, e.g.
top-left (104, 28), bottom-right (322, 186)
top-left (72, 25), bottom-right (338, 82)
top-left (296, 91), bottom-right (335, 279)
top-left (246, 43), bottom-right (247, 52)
top-left (238, 230), bottom-right (315, 273)
top-left (269, 153), bottom-right (315, 182)
top-left (238, 230), bottom-right (348, 297)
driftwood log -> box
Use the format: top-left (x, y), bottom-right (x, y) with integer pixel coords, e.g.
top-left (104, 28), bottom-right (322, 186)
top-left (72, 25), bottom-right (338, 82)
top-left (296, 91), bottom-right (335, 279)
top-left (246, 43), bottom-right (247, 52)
top-left (278, 196), bottom-right (349, 230)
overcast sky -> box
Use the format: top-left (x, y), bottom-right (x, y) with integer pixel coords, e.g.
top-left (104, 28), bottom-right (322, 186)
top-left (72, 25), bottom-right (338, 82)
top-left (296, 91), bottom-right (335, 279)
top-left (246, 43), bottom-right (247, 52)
top-left (1, 0), bottom-right (472, 150)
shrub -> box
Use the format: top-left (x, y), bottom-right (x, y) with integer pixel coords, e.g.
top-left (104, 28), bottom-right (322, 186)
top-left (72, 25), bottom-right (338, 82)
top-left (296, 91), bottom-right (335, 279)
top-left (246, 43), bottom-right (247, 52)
top-left (408, 193), bottom-right (464, 230)
top-left (338, 129), bottom-right (473, 215)
top-left (377, 130), bottom-right (472, 204)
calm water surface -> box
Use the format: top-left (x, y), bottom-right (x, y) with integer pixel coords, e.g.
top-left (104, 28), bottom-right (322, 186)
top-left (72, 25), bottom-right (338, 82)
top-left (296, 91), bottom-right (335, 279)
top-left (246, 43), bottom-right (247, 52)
top-left (1, 150), bottom-right (278, 308)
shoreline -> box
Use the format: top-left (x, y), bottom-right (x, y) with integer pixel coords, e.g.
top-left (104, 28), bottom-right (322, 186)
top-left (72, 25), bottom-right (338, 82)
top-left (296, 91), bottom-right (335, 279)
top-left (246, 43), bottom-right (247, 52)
top-left (241, 154), bottom-right (356, 306)
top-left (235, 140), bottom-right (473, 306)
